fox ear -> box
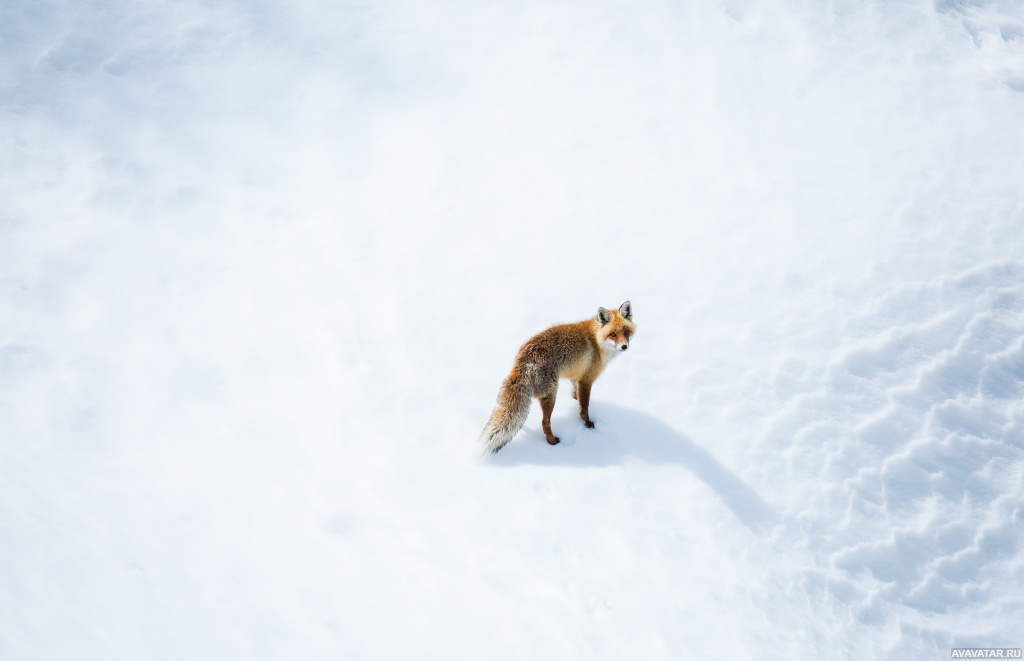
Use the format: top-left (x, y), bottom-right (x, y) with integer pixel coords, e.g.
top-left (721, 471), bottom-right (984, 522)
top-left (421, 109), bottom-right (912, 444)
top-left (597, 307), bottom-right (612, 325)
top-left (618, 300), bottom-right (632, 320)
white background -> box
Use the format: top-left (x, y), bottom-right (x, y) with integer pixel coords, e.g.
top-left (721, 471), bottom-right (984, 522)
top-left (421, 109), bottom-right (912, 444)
top-left (2, 0), bottom-right (1023, 658)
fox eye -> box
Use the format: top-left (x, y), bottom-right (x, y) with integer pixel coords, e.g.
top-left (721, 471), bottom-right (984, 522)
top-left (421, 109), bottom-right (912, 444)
top-left (609, 333), bottom-right (617, 339)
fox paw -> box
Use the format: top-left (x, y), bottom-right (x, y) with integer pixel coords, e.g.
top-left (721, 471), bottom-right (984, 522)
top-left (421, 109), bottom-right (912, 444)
top-left (546, 436), bottom-right (560, 445)
top-left (584, 420), bottom-right (595, 429)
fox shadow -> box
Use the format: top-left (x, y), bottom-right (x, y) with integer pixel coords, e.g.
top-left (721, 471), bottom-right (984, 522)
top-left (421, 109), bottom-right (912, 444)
top-left (489, 403), bottom-right (780, 533)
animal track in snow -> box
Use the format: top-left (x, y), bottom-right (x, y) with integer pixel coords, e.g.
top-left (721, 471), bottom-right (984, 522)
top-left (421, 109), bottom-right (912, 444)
top-left (761, 261), bottom-right (1024, 643)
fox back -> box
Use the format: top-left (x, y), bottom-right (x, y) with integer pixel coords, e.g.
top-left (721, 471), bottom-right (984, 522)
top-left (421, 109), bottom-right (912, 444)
top-left (479, 301), bottom-right (635, 454)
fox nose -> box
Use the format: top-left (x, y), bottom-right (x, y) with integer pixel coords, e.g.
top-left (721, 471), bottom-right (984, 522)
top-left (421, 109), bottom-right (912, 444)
top-left (620, 344), bottom-right (628, 351)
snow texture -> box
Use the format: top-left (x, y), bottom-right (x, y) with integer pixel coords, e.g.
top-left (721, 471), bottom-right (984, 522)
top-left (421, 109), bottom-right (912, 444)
top-left (2, 0), bottom-right (1023, 658)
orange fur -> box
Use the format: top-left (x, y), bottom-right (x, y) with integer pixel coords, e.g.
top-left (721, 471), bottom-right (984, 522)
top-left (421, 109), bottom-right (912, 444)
top-left (479, 301), bottom-right (635, 454)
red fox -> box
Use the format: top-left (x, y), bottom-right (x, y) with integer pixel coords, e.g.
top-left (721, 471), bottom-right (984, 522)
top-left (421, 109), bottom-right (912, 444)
top-left (480, 301), bottom-right (635, 454)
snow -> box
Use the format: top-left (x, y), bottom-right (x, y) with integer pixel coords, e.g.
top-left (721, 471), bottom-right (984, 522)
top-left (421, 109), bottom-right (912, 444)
top-left (2, 0), bottom-right (1023, 658)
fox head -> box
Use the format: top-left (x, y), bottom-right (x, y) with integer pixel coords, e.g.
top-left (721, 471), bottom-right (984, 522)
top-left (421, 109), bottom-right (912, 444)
top-left (596, 301), bottom-right (635, 353)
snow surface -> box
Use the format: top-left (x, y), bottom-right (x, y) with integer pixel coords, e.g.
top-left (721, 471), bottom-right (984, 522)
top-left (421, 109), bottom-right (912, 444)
top-left (2, 0), bottom-right (1024, 658)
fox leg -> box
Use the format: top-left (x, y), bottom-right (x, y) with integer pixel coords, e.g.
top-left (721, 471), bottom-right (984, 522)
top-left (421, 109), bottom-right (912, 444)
top-left (577, 380), bottom-right (595, 429)
top-left (571, 381), bottom-right (578, 400)
top-left (539, 393), bottom-right (559, 445)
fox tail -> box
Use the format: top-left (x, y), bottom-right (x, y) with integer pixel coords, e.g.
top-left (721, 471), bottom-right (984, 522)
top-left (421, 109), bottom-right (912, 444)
top-left (479, 364), bottom-right (534, 455)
